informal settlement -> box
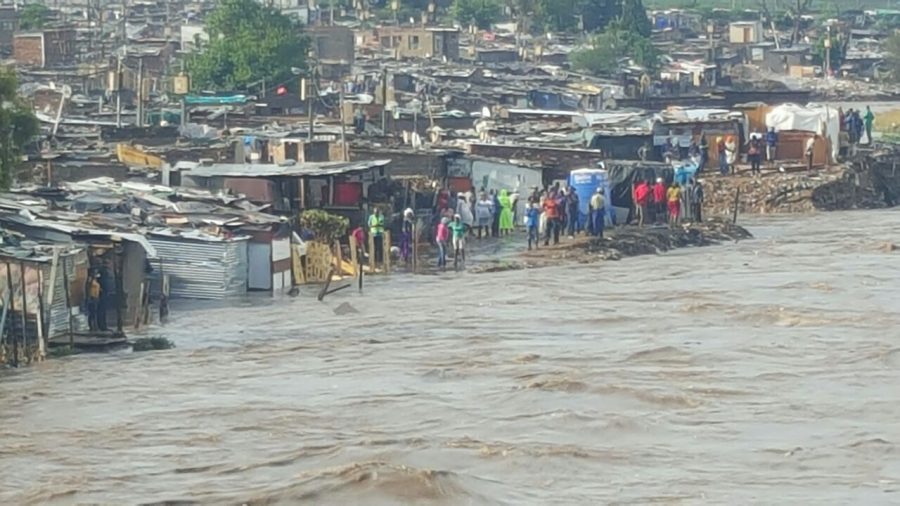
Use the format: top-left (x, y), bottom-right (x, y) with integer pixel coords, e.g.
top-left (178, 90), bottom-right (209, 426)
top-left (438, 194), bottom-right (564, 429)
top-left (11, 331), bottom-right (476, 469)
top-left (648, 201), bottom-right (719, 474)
top-left (1, 0), bottom-right (897, 366)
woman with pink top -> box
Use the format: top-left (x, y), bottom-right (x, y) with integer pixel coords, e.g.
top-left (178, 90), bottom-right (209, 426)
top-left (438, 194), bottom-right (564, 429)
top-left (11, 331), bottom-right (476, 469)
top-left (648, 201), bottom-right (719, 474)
top-left (435, 217), bottom-right (450, 270)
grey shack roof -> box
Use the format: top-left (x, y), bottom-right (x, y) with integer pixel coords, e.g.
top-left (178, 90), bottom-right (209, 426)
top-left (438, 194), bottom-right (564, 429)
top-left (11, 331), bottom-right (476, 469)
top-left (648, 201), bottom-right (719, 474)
top-left (186, 159), bottom-right (392, 178)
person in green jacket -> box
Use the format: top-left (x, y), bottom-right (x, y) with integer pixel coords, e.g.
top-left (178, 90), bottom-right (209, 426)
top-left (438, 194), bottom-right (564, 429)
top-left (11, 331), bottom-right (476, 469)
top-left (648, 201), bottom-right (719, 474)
top-left (864, 106), bottom-right (876, 145)
top-left (498, 189), bottom-right (514, 235)
top-left (368, 208), bottom-right (385, 265)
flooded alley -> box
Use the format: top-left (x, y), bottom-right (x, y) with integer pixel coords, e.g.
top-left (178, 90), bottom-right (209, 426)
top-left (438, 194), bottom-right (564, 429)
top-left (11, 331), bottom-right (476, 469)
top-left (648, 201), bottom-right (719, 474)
top-left (2, 210), bottom-right (900, 505)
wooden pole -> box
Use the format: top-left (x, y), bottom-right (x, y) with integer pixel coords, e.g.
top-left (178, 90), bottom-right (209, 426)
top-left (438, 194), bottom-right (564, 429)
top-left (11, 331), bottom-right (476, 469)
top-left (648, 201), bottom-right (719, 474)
top-left (412, 223), bottom-right (418, 273)
top-left (368, 233), bottom-right (376, 273)
top-left (381, 67), bottom-right (388, 133)
top-left (732, 187), bottom-right (741, 224)
top-left (339, 87), bottom-right (348, 161)
top-left (115, 248), bottom-right (124, 334)
top-left (349, 235), bottom-right (359, 278)
top-left (5, 263), bottom-right (14, 367)
top-left (36, 269), bottom-right (45, 360)
top-left (384, 230), bottom-right (392, 274)
top-left (19, 262), bottom-right (27, 364)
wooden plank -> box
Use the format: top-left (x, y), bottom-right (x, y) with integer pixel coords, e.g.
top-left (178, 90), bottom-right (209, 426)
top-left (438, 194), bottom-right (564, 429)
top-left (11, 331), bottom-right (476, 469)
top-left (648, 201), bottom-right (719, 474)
top-left (349, 235), bottom-right (359, 277)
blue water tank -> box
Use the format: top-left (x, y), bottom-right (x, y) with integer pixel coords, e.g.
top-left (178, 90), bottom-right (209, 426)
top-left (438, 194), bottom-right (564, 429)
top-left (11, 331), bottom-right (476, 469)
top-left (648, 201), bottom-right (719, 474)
top-left (568, 168), bottom-right (613, 228)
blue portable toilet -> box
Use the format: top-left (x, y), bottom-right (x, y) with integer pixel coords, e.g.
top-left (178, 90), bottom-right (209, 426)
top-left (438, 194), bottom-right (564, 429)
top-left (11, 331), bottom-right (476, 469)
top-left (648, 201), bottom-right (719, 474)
top-left (568, 168), bottom-right (613, 229)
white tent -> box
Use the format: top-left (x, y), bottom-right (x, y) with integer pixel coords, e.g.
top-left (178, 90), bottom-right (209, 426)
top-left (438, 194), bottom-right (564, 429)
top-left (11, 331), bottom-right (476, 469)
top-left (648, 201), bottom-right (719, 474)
top-left (765, 103), bottom-right (840, 162)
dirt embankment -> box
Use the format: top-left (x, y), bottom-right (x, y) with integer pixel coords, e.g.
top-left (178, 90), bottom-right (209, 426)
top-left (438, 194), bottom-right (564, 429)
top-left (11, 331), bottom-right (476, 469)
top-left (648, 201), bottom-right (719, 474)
top-left (701, 147), bottom-right (900, 216)
top-left (471, 220), bottom-right (751, 273)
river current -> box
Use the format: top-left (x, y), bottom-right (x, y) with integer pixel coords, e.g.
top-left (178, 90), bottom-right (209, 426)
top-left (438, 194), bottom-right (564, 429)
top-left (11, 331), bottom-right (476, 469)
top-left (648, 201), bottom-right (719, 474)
top-left (2, 210), bottom-right (899, 505)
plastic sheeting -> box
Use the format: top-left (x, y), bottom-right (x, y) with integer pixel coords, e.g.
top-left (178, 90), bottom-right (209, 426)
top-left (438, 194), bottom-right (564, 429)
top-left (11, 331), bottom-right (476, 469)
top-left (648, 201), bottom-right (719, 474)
top-left (766, 104), bottom-right (840, 162)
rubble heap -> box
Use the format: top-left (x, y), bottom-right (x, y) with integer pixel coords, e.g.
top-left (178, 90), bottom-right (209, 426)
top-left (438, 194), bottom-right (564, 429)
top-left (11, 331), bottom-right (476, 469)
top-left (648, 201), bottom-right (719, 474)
top-left (702, 147), bottom-right (900, 217)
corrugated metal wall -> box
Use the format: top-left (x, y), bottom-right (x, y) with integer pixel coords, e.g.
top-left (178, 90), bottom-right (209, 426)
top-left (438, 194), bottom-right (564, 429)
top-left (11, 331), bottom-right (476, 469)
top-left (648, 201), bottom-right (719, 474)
top-left (46, 251), bottom-right (88, 338)
top-left (149, 236), bottom-right (249, 300)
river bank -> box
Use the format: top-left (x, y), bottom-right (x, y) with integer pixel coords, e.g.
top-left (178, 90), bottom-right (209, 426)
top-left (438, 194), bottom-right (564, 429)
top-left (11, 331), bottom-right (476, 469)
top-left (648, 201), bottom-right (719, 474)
top-left (471, 220), bottom-right (751, 273)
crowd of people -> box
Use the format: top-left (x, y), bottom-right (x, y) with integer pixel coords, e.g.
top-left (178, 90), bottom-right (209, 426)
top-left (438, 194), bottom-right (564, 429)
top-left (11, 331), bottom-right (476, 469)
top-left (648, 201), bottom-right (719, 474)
top-left (355, 177), bottom-right (709, 271)
top-left (632, 177), bottom-right (704, 227)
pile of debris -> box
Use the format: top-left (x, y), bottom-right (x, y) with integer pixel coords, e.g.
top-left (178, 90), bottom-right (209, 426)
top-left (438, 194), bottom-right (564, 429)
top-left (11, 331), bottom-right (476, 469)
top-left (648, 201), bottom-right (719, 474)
top-left (703, 168), bottom-right (852, 216)
top-left (581, 220), bottom-right (752, 261)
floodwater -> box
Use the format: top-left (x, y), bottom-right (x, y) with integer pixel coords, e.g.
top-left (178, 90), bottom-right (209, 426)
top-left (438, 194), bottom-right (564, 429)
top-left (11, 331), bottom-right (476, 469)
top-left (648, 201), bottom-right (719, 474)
top-left (2, 210), bottom-right (900, 505)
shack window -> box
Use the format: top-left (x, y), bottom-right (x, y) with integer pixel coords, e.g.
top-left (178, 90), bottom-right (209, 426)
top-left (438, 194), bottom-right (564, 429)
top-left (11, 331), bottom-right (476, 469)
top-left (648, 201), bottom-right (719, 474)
top-left (408, 35), bottom-right (420, 50)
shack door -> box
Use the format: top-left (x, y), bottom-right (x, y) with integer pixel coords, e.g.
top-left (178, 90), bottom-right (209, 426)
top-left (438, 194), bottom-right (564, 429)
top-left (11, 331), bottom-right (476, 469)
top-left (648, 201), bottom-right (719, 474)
top-left (248, 242), bottom-right (273, 291)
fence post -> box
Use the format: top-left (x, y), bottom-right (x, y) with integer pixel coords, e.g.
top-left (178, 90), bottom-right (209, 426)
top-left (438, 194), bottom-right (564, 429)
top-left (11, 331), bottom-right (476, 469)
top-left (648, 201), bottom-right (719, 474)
top-left (368, 233), bottom-right (376, 273)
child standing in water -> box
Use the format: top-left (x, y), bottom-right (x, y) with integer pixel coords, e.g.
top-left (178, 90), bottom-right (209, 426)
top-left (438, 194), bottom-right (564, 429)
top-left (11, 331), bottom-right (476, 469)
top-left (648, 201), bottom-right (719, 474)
top-left (435, 217), bottom-right (450, 270)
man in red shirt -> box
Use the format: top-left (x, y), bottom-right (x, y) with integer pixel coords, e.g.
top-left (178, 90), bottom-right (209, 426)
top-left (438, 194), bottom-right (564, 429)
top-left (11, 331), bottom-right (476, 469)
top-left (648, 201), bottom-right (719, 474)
top-left (633, 179), bottom-right (651, 226)
top-left (652, 177), bottom-right (667, 224)
top-left (543, 189), bottom-right (561, 245)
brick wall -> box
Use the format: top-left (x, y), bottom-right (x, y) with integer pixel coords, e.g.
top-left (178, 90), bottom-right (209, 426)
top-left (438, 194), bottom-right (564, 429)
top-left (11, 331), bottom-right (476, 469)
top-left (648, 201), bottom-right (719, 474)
top-left (14, 35), bottom-right (43, 67)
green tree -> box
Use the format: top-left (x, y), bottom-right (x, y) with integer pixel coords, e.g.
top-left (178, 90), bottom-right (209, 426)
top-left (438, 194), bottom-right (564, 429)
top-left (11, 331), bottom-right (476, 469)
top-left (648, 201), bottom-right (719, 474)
top-left (19, 3), bottom-right (50, 31)
top-left (814, 31), bottom-right (844, 72)
top-left (570, 23), bottom-right (659, 75)
top-left (0, 68), bottom-right (39, 189)
top-left (619, 0), bottom-right (651, 38)
top-left (186, 0), bottom-right (308, 91)
top-left (452, 0), bottom-right (502, 29)
top-left (531, 0), bottom-right (622, 34)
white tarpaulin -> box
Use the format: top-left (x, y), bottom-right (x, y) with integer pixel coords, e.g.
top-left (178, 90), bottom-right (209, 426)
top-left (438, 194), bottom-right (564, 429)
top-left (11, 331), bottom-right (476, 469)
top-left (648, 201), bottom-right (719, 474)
top-left (766, 103), bottom-right (840, 162)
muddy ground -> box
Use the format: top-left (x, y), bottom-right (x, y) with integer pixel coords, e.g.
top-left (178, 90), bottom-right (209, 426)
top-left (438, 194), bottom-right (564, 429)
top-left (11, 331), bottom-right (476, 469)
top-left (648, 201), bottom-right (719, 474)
top-left (470, 219), bottom-right (752, 274)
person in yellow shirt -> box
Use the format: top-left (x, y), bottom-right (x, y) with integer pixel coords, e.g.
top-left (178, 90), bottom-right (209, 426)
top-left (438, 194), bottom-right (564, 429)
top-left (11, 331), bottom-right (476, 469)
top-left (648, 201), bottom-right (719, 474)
top-left (87, 272), bottom-right (102, 331)
top-left (666, 183), bottom-right (682, 226)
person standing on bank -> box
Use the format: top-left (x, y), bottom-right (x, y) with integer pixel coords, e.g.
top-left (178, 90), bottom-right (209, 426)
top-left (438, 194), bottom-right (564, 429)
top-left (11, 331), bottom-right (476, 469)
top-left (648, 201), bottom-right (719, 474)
top-left (490, 189), bottom-right (501, 238)
top-left (589, 187), bottom-right (606, 238)
top-left (565, 187), bottom-right (580, 238)
top-left (87, 271), bottom-right (102, 331)
top-left (748, 134), bottom-right (762, 175)
top-left (766, 127), bottom-right (778, 167)
top-left (725, 135), bottom-right (737, 175)
top-left (667, 182), bottom-right (682, 226)
top-left (652, 177), bottom-right (666, 225)
top-left (435, 216), bottom-right (450, 270)
top-left (689, 178), bottom-right (704, 223)
top-left (633, 179), bottom-right (651, 227)
top-left (368, 207), bottom-right (385, 265)
top-left (474, 191), bottom-right (493, 239)
top-left (498, 189), bottom-right (515, 235)
top-left (805, 135), bottom-right (816, 172)
top-left (400, 208), bottom-right (415, 265)
top-left (864, 106), bottom-right (876, 145)
top-left (698, 134), bottom-right (709, 173)
top-left (525, 202), bottom-right (540, 250)
top-left (543, 189), bottom-right (561, 246)
top-left (717, 136), bottom-right (728, 175)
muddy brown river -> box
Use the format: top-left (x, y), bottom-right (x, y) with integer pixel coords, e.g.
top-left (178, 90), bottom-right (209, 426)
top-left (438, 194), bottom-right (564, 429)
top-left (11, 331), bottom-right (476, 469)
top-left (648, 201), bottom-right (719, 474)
top-left (2, 210), bottom-right (900, 505)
